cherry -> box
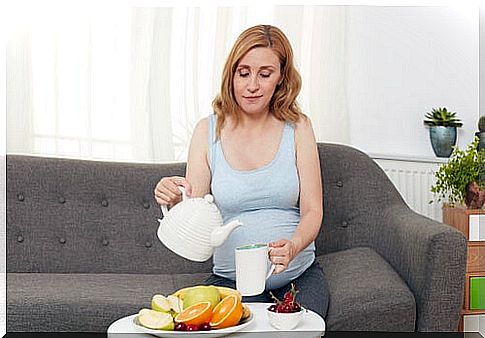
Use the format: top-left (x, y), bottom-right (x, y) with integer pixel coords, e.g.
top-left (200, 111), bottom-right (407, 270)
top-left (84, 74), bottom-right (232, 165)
top-left (200, 323), bottom-right (211, 331)
top-left (174, 322), bottom-right (187, 331)
top-left (270, 283), bottom-right (302, 313)
top-left (268, 304), bottom-right (277, 312)
top-left (282, 303), bottom-right (293, 313)
top-left (283, 291), bottom-right (294, 304)
top-left (276, 303), bottom-right (285, 313)
top-left (186, 324), bottom-right (200, 331)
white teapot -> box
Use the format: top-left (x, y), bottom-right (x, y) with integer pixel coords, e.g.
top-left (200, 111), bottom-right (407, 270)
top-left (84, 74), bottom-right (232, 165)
top-left (157, 187), bottom-right (242, 262)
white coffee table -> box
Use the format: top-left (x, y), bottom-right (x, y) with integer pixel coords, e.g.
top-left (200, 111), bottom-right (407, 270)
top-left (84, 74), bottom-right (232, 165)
top-left (107, 302), bottom-right (325, 338)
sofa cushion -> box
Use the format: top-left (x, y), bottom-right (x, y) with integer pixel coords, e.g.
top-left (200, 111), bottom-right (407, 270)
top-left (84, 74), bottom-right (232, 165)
top-left (317, 247), bottom-right (416, 331)
top-left (7, 272), bottom-right (211, 332)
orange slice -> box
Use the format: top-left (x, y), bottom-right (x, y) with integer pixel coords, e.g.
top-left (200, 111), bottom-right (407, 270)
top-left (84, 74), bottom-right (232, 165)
top-left (174, 301), bottom-right (212, 326)
top-left (209, 294), bottom-right (243, 329)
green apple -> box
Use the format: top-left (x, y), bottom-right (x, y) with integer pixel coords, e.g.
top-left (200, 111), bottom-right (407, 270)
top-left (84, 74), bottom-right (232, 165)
top-left (151, 295), bottom-right (171, 312)
top-left (183, 285), bottom-right (221, 309)
top-left (137, 310), bottom-right (174, 330)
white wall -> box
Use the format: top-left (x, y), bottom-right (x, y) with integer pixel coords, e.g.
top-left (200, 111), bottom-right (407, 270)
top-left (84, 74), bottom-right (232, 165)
top-left (346, 6), bottom-right (479, 158)
top-left (480, 7), bottom-right (485, 117)
top-left (1, 2), bottom-right (6, 335)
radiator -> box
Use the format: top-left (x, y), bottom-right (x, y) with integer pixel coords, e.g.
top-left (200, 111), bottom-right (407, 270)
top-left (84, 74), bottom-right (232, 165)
top-left (372, 156), bottom-right (445, 222)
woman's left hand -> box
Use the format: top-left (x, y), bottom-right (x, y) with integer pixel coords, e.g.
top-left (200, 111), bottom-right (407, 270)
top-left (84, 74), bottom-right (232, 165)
top-left (268, 239), bottom-right (299, 274)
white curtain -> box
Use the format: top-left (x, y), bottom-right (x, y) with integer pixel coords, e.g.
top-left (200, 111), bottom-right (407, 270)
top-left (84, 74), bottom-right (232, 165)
top-left (7, 5), bottom-right (349, 162)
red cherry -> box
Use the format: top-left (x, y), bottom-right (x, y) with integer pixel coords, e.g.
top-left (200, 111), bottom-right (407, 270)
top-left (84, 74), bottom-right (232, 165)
top-left (186, 324), bottom-right (200, 331)
top-left (276, 303), bottom-right (285, 313)
top-left (200, 323), bottom-right (211, 331)
top-left (282, 303), bottom-right (293, 313)
top-left (283, 291), bottom-right (294, 304)
top-left (268, 304), bottom-right (277, 312)
top-left (292, 303), bottom-right (302, 312)
top-left (174, 323), bottom-right (187, 331)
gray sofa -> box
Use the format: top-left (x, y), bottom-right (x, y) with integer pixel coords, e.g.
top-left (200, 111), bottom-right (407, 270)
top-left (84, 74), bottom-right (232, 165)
top-left (6, 143), bottom-right (467, 332)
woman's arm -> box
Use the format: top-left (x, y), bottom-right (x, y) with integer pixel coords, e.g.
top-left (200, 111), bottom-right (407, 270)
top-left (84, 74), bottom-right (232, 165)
top-left (291, 116), bottom-right (323, 253)
top-left (154, 117), bottom-right (211, 206)
top-left (185, 117), bottom-right (212, 198)
top-left (269, 116), bottom-right (323, 273)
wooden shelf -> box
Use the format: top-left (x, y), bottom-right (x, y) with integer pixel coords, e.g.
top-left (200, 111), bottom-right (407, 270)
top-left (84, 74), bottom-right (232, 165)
top-left (462, 309), bottom-right (485, 316)
top-left (442, 205), bottom-right (484, 332)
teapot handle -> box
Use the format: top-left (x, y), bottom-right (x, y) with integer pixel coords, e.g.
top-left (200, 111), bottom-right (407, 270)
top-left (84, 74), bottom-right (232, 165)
top-left (160, 186), bottom-right (187, 217)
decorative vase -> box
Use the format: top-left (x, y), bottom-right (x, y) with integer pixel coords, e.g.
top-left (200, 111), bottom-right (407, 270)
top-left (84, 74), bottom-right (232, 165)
top-left (429, 126), bottom-right (457, 158)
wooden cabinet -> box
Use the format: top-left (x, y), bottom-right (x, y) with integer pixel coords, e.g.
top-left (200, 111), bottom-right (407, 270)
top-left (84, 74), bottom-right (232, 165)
top-left (442, 205), bottom-right (485, 331)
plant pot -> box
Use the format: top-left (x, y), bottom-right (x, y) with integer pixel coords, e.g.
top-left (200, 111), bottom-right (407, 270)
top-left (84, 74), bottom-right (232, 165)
top-left (429, 126), bottom-right (457, 158)
top-left (478, 131), bottom-right (485, 152)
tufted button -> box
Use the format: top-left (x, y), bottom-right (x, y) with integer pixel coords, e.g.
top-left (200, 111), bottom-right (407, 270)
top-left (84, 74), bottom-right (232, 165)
top-left (59, 237), bottom-right (66, 244)
top-left (102, 239), bottom-right (109, 246)
top-left (59, 196), bottom-right (66, 204)
top-left (336, 180), bottom-right (343, 188)
top-left (145, 241), bottom-right (152, 248)
top-left (101, 199), bottom-right (109, 207)
top-left (143, 201), bottom-right (150, 209)
top-left (341, 221), bottom-right (349, 228)
top-left (17, 194), bottom-right (25, 202)
top-left (17, 235), bottom-right (24, 243)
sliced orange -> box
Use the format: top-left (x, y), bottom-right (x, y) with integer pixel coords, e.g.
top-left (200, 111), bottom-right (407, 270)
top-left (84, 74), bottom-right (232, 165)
top-left (174, 301), bottom-right (212, 326)
top-left (209, 294), bottom-right (243, 329)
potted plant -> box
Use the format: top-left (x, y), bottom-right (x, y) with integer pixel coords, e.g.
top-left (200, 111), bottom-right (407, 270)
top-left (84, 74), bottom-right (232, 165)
top-left (424, 107), bottom-right (463, 158)
top-left (430, 136), bottom-right (485, 209)
top-left (475, 115), bottom-right (485, 151)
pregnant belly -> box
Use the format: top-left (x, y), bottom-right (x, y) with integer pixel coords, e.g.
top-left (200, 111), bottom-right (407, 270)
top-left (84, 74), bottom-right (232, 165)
top-left (213, 209), bottom-right (315, 288)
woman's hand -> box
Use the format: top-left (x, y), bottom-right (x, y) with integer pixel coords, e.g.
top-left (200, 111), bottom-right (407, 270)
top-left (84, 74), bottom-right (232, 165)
top-left (268, 239), bottom-right (299, 274)
top-left (154, 176), bottom-right (192, 207)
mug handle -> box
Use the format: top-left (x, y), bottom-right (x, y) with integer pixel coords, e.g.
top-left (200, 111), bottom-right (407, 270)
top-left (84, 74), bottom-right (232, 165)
top-left (266, 264), bottom-right (276, 279)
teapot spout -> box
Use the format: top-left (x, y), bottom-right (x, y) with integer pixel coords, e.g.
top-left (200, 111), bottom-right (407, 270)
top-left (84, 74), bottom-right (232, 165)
top-left (210, 220), bottom-right (242, 247)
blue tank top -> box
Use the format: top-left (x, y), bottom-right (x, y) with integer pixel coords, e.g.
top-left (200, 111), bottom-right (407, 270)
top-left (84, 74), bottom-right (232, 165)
top-left (207, 114), bottom-right (315, 290)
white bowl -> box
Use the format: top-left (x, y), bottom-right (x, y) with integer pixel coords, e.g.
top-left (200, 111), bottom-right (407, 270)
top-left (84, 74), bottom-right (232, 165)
top-left (266, 308), bottom-right (305, 330)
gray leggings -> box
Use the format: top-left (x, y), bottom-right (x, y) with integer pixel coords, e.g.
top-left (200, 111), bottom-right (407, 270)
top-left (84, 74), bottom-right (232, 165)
top-left (204, 260), bottom-right (329, 319)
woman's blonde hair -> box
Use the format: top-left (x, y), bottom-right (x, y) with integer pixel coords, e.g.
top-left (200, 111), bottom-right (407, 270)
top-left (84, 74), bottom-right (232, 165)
top-left (212, 25), bottom-right (305, 139)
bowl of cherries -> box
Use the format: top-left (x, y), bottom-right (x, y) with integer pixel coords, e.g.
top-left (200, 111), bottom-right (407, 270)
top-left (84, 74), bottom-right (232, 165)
top-left (266, 283), bottom-right (305, 330)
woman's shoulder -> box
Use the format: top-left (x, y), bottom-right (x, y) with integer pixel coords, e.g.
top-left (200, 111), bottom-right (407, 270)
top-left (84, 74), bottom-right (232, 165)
top-left (293, 114), bottom-right (313, 133)
top-left (292, 114), bottom-right (317, 149)
top-left (196, 116), bottom-right (210, 127)
top-left (191, 116), bottom-right (210, 143)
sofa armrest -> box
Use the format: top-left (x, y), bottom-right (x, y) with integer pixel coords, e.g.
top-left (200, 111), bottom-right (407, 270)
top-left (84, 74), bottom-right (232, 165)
top-left (373, 204), bottom-right (467, 332)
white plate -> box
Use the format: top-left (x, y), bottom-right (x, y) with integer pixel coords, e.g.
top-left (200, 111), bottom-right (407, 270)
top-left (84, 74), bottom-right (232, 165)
top-left (132, 312), bottom-right (255, 338)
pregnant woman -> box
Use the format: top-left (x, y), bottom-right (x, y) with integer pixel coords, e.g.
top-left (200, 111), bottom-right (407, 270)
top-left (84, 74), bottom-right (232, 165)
top-left (154, 24), bottom-right (329, 318)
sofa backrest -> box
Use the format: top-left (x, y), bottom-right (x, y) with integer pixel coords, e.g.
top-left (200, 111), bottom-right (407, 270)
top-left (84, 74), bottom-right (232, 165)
top-left (315, 143), bottom-right (405, 256)
top-left (7, 143), bottom-right (405, 273)
top-left (7, 155), bottom-right (211, 274)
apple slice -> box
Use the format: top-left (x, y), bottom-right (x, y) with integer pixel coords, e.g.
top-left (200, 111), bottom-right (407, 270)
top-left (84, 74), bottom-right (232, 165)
top-left (151, 295), bottom-right (171, 312)
top-left (138, 310), bottom-right (174, 330)
top-left (167, 295), bottom-right (184, 313)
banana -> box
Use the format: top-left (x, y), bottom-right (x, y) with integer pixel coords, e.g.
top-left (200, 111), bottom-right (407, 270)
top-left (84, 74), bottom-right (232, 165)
top-left (241, 304), bottom-right (251, 320)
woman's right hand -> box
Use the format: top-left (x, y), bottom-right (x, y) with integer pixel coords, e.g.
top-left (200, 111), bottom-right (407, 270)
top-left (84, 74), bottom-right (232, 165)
top-left (154, 176), bottom-right (192, 207)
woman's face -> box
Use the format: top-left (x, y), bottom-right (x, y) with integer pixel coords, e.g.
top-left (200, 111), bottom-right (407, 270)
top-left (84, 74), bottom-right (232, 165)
top-left (233, 47), bottom-right (282, 116)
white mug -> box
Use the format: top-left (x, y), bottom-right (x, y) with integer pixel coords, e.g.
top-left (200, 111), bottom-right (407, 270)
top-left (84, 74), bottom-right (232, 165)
top-left (235, 243), bottom-right (276, 296)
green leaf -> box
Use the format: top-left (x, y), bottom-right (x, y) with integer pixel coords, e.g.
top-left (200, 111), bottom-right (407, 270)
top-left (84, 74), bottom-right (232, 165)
top-left (430, 136), bottom-right (483, 205)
